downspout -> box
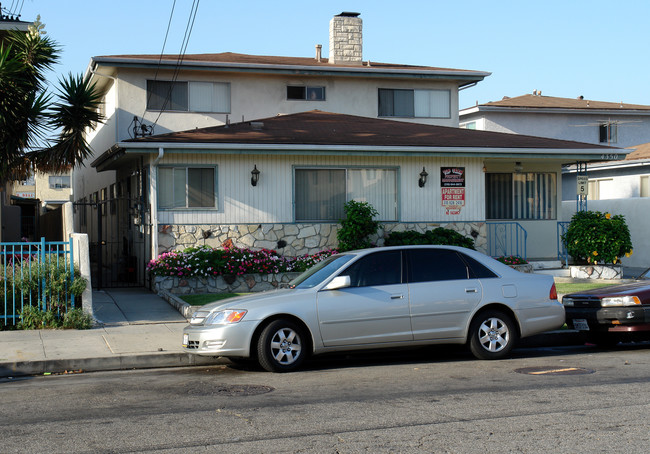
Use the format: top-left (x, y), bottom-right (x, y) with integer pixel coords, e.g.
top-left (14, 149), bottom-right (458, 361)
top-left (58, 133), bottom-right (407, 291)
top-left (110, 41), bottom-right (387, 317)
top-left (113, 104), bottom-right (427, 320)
top-left (89, 66), bottom-right (119, 144)
top-left (150, 148), bottom-right (164, 261)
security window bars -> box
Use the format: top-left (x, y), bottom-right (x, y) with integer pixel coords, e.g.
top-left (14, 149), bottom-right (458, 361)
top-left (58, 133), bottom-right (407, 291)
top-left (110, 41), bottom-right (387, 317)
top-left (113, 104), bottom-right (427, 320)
top-left (158, 167), bottom-right (217, 209)
top-left (378, 88), bottom-right (450, 118)
top-left (295, 168), bottom-right (397, 221)
top-left (486, 173), bottom-right (557, 220)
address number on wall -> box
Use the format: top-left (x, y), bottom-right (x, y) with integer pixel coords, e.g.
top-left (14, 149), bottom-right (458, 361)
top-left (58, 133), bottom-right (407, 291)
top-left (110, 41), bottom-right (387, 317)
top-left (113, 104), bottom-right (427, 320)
top-left (600, 154), bottom-right (620, 160)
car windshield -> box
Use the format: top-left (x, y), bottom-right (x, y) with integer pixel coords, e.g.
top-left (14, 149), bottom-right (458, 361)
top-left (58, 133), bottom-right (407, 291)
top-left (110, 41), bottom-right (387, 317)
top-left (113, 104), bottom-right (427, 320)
top-left (289, 254), bottom-right (355, 289)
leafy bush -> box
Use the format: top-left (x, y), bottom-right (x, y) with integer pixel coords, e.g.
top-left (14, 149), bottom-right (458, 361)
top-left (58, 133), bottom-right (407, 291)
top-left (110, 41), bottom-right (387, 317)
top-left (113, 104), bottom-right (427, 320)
top-left (496, 256), bottom-right (528, 265)
top-left (337, 200), bottom-right (381, 252)
top-left (147, 246), bottom-right (338, 277)
top-left (1, 255), bottom-right (88, 330)
top-left (384, 227), bottom-right (475, 249)
top-left (17, 306), bottom-right (93, 330)
top-left (562, 211), bottom-right (633, 265)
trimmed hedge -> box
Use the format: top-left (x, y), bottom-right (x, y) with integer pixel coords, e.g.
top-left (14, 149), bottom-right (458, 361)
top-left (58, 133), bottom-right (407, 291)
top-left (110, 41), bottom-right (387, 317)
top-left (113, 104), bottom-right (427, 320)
top-left (384, 228), bottom-right (474, 249)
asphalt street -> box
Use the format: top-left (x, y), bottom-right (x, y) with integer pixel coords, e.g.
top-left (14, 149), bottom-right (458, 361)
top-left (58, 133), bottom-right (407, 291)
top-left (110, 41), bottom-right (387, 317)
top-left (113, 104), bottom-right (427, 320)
top-left (1, 343), bottom-right (649, 453)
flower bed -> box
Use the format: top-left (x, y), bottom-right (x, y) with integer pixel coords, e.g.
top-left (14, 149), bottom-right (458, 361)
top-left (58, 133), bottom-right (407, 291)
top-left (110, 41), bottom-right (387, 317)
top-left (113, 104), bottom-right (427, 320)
top-left (147, 246), bottom-right (337, 278)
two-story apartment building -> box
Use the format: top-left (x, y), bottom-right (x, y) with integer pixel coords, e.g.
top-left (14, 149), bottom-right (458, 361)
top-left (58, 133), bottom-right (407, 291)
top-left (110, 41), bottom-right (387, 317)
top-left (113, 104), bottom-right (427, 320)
top-left (75, 13), bottom-right (619, 286)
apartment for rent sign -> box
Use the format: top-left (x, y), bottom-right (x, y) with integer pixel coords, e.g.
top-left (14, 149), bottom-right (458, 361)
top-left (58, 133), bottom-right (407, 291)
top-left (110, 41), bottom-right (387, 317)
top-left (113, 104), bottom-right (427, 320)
top-left (441, 167), bottom-right (465, 215)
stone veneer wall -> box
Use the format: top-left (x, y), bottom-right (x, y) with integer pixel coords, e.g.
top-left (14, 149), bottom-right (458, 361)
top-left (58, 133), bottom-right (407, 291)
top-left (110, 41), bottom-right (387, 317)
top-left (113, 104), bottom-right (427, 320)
top-left (157, 222), bottom-right (487, 257)
top-left (153, 272), bottom-right (302, 295)
top-left (569, 265), bottom-right (623, 280)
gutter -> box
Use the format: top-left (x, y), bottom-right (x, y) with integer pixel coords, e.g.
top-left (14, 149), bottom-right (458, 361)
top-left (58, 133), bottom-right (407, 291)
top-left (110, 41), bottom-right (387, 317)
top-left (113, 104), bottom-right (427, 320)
top-left (91, 56), bottom-right (491, 83)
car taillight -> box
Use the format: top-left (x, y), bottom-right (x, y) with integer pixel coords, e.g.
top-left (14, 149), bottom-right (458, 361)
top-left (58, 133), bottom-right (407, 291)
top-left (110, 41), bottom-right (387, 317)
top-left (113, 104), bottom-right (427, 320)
top-left (549, 283), bottom-right (558, 300)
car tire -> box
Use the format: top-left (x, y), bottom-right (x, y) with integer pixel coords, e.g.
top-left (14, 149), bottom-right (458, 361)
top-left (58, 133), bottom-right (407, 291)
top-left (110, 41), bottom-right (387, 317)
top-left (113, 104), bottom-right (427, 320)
top-left (468, 310), bottom-right (517, 360)
top-left (257, 319), bottom-right (308, 372)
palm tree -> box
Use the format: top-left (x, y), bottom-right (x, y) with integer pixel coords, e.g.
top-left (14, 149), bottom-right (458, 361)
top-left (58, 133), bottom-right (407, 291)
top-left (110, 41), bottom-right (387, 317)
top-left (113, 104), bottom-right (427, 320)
top-left (0, 27), bottom-right (102, 183)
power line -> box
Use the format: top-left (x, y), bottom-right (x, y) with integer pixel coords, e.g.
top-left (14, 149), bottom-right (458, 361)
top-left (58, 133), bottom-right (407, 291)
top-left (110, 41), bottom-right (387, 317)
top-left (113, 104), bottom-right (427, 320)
top-left (152, 0), bottom-right (200, 128)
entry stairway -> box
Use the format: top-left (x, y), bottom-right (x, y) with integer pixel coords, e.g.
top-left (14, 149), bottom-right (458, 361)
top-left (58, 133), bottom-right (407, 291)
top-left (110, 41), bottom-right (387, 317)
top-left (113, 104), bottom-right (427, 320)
top-left (528, 260), bottom-right (570, 277)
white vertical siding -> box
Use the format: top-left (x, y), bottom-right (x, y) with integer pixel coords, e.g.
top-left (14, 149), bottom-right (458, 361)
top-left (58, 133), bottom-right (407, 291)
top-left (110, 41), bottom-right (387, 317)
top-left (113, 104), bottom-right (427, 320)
top-left (155, 153), bottom-right (486, 224)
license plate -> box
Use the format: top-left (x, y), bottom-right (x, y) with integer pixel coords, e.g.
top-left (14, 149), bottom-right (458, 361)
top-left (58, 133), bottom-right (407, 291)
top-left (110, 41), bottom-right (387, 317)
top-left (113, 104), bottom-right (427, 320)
top-left (573, 319), bottom-right (590, 331)
top-left (182, 333), bottom-right (189, 347)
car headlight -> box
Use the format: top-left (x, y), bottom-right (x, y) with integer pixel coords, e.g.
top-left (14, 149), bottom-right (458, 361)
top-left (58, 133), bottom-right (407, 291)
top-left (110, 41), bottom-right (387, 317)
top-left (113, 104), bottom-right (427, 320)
top-left (562, 297), bottom-right (574, 307)
top-left (601, 296), bottom-right (641, 307)
top-left (204, 310), bottom-right (247, 325)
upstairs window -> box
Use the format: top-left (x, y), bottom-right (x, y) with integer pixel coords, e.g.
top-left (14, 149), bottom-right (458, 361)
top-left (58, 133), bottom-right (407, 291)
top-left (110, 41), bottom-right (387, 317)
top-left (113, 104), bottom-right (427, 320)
top-left (378, 88), bottom-right (450, 118)
top-left (287, 86), bottom-right (325, 101)
top-left (599, 123), bottom-right (617, 144)
top-left (49, 175), bottom-right (71, 189)
top-left (147, 81), bottom-right (230, 113)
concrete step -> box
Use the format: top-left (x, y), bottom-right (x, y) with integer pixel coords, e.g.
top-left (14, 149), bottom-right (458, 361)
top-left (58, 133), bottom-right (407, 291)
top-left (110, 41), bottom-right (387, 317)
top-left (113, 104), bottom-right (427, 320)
top-left (535, 268), bottom-right (571, 277)
top-left (529, 260), bottom-right (563, 270)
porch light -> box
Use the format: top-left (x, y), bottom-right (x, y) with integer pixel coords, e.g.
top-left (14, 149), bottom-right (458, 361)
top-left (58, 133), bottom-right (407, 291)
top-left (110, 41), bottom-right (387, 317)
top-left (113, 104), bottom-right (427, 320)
top-left (251, 165), bottom-right (260, 186)
top-left (418, 167), bottom-right (428, 188)
top-left (514, 162), bottom-right (523, 173)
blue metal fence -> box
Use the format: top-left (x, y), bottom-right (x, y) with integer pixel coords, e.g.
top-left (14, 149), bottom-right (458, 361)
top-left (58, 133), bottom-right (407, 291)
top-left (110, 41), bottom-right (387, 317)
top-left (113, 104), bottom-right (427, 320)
top-left (486, 222), bottom-right (527, 260)
top-left (1, 237), bottom-right (75, 326)
top-left (557, 221), bottom-right (570, 265)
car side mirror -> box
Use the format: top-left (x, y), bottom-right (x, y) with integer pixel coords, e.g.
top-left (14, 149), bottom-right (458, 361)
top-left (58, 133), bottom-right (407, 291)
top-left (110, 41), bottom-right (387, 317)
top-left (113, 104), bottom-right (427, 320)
top-left (323, 275), bottom-right (351, 291)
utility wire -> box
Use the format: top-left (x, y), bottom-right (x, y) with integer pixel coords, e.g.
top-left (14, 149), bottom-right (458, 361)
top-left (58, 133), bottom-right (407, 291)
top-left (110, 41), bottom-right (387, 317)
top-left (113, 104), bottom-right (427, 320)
top-left (152, 0), bottom-right (200, 127)
top-left (141, 0), bottom-right (177, 121)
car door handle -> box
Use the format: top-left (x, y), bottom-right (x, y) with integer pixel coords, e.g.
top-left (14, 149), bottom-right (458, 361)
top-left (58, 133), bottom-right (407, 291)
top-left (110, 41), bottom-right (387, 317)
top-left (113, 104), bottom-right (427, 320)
top-left (390, 294), bottom-right (404, 299)
top-left (465, 288), bottom-right (478, 293)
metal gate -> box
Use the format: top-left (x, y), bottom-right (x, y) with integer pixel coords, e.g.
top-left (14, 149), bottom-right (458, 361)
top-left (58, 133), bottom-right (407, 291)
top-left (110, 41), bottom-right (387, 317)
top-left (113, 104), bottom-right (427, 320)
top-left (74, 195), bottom-right (150, 289)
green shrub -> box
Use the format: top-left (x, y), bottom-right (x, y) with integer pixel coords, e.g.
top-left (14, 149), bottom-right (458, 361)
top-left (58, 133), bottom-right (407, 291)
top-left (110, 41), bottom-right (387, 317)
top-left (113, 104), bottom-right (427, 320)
top-left (17, 306), bottom-right (93, 330)
top-left (562, 210), bottom-right (633, 264)
top-left (1, 255), bottom-right (88, 330)
top-left (384, 227), bottom-right (475, 249)
top-left (337, 200), bottom-right (381, 252)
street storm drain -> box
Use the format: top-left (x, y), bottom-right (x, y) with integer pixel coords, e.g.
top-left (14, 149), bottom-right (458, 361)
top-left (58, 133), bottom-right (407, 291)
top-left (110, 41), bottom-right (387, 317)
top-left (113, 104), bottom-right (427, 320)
top-left (515, 366), bottom-right (595, 376)
top-left (186, 384), bottom-right (275, 397)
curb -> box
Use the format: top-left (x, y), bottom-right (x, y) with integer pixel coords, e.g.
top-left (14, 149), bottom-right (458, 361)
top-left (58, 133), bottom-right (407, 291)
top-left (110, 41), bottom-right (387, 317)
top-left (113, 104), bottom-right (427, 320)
top-left (0, 353), bottom-right (227, 378)
top-left (157, 289), bottom-right (197, 319)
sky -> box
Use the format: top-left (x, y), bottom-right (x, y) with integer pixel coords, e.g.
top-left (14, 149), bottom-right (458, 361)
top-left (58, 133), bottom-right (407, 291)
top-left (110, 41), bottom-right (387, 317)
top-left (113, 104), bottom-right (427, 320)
top-left (6, 0), bottom-right (650, 109)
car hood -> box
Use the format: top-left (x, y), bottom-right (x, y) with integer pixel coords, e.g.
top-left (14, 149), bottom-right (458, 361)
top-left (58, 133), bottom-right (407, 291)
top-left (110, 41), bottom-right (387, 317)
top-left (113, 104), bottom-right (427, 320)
top-left (565, 281), bottom-right (650, 298)
top-left (195, 288), bottom-right (308, 313)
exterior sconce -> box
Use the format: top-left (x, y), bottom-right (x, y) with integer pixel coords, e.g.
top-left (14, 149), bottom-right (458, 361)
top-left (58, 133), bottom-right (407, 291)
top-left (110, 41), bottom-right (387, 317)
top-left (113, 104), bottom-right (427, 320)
top-left (418, 167), bottom-right (428, 188)
top-left (514, 162), bottom-right (523, 173)
top-left (251, 165), bottom-right (260, 186)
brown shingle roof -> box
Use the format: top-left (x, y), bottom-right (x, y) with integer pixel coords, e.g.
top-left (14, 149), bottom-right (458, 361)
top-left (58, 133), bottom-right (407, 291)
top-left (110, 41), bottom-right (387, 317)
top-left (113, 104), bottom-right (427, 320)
top-left (125, 110), bottom-right (614, 150)
top-left (94, 52), bottom-right (485, 75)
top-left (481, 94), bottom-right (650, 111)
top-left (626, 143), bottom-right (650, 160)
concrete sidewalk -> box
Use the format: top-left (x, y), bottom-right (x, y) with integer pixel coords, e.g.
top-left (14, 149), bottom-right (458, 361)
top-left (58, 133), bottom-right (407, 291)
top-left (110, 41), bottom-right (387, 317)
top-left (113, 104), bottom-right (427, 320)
top-left (0, 288), bottom-right (222, 378)
top-left (1, 287), bottom-right (585, 378)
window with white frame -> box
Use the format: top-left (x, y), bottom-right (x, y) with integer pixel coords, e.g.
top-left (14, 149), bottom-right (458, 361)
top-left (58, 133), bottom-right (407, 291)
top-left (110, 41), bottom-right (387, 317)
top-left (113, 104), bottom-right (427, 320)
top-left (378, 88), bottom-right (450, 118)
top-left (49, 175), bottom-right (71, 189)
top-left (147, 81), bottom-right (230, 113)
top-left (158, 167), bottom-right (217, 209)
top-left (287, 85), bottom-right (325, 101)
top-left (641, 176), bottom-right (649, 197)
top-left (485, 172), bottom-right (557, 220)
top-left (295, 168), bottom-right (397, 221)
top-left (587, 178), bottom-right (614, 200)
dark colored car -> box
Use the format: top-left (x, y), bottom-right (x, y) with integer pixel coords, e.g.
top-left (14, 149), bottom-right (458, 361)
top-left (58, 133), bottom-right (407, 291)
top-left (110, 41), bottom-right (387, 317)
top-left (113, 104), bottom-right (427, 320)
top-left (562, 268), bottom-right (650, 345)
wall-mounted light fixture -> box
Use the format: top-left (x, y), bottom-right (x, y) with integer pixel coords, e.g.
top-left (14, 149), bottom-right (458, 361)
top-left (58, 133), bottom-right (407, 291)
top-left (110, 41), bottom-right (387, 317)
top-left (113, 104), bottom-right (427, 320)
top-left (418, 167), bottom-right (428, 188)
top-left (251, 165), bottom-right (260, 186)
top-left (514, 162), bottom-right (523, 173)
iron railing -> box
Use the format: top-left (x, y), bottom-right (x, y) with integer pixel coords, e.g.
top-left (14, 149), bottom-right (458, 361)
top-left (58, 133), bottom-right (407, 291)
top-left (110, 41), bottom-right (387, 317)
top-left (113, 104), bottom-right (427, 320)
top-left (557, 221), bottom-right (570, 266)
top-left (486, 222), bottom-right (527, 260)
top-left (1, 237), bottom-right (75, 326)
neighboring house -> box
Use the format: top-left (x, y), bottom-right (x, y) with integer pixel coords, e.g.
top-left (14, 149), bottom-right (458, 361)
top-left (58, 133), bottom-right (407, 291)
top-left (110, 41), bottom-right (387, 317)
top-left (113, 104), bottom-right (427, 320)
top-left (460, 93), bottom-right (650, 269)
top-left (7, 171), bottom-right (72, 240)
top-left (75, 13), bottom-right (620, 287)
top-left (562, 143), bottom-right (650, 270)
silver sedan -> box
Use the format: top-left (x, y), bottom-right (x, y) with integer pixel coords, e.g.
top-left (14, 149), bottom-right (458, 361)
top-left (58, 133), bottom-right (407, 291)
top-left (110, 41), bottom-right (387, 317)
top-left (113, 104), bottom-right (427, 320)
top-left (182, 246), bottom-right (564, 372)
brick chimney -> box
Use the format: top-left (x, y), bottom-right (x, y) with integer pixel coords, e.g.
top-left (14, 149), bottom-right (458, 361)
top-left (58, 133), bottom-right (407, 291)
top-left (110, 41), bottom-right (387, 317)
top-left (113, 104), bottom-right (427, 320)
top-left (329, 12), bottom-right (363, 65)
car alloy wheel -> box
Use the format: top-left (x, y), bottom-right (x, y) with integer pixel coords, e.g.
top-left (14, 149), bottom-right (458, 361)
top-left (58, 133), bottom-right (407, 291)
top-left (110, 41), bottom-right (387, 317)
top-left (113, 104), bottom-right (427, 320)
top-left (257, 319), bottom-right (307, 372)
top-left (469, 310), bottom-right (516, 360)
